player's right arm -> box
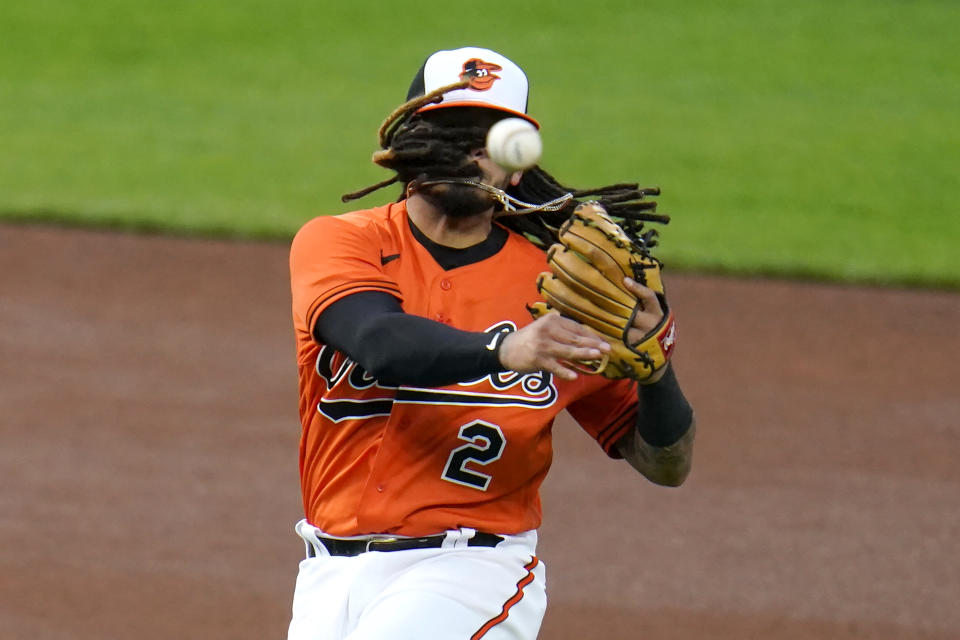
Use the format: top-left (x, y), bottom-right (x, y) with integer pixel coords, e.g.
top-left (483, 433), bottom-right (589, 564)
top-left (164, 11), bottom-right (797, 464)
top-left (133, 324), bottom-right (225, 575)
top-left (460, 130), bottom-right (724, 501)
top-left (316, 292), bottom-right (610, 386)
top-left (291, 214), bottom-right (608, 387)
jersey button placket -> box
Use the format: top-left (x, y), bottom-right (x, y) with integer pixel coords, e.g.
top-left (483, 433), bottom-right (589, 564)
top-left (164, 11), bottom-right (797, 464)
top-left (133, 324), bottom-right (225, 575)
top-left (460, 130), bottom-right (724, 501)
top-left (436, 279), bottom-right (453, 323)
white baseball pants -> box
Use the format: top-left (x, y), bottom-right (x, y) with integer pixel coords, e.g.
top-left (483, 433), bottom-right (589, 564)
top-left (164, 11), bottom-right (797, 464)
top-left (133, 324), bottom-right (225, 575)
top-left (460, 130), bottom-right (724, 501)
top-left (287, 520), bottom-right (547, 640)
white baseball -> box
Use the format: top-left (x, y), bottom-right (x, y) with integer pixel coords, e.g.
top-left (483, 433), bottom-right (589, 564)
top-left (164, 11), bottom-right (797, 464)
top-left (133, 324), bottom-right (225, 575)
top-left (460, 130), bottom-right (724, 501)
top-left (485, 118), bottom-right (542, 171)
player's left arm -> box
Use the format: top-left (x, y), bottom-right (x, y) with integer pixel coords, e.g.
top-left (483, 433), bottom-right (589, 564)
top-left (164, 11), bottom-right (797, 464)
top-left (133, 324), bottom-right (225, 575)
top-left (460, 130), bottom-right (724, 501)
top-left (615, 365), bottom-right (695, 487)
top-left (564, 277), bottom-right (695, 486)
top-left (616, 277), bottom-right (695, 486)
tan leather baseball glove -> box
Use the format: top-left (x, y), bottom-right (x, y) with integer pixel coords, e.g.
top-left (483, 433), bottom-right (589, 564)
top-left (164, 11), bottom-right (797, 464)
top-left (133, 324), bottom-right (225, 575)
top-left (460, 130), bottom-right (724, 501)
top-left (528, 201), bottom-right (677, 383)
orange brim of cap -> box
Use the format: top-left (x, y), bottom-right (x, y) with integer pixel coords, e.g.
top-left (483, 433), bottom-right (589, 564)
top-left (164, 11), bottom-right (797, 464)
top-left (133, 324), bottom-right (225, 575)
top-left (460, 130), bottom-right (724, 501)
top-left (417, 101), bottom-right (540, 129)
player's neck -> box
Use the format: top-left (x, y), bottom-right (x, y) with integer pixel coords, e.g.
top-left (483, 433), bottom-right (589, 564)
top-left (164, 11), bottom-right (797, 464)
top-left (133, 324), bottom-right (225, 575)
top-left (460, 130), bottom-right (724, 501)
top-left (406, 194), bottom-right (494, 249)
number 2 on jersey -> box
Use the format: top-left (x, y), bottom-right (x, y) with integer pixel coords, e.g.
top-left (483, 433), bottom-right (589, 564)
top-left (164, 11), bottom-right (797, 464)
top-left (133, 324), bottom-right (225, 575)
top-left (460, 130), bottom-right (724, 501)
top-left (441, 420), bottom-right (505, 491)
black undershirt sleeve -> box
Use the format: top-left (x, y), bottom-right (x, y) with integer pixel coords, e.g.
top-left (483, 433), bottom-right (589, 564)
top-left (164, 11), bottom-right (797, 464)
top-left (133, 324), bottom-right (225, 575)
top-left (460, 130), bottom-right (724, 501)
top-left (633, 364), bottom-right (694, 447)
top-left (314, 291), bottom-right (508, 387)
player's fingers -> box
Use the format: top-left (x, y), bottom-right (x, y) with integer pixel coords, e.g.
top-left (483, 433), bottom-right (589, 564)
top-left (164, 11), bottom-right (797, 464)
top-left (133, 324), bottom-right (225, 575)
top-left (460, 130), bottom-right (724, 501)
top-left (548, 316), bottom-right (611, 351)
top-left (554, 330), bottom-right (611, 355)
top-left (532, 319), bottom-right (602, 378)
top-left (624, 277), bottom-right (663, 326)
top-left (538, 357), bottom-right (580, 382)
top-left (553, 343), bottom-right (608, 364)
top-left (623, 277), bottom-right (661, 310)
top-left (534, 325), bottom-right (607, 362)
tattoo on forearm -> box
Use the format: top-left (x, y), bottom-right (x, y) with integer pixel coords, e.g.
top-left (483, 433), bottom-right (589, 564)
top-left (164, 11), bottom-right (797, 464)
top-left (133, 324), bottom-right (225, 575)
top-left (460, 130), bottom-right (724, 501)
top-left (619, 419), bottom-right (696, 486)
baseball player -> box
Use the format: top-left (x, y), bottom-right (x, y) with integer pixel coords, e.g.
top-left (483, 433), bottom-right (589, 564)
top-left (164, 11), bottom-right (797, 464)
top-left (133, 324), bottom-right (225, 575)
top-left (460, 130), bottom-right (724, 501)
top-left (286, 47), bottom-right (696, 640)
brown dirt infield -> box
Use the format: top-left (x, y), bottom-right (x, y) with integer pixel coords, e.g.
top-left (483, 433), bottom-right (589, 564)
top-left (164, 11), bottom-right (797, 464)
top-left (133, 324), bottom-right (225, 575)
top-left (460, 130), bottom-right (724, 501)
top-left (2, 223), bottom-right (958, 639)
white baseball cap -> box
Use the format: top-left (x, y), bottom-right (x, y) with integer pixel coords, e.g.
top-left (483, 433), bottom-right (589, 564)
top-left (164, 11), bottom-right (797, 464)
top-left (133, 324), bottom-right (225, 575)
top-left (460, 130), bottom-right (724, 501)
top-left (406, 47), bottom-right (539, 128)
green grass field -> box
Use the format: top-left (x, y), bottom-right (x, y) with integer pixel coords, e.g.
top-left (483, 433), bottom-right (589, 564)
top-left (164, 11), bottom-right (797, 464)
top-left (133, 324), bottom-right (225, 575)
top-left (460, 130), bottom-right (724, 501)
top-left (2, 0), bottom-right (958, 287)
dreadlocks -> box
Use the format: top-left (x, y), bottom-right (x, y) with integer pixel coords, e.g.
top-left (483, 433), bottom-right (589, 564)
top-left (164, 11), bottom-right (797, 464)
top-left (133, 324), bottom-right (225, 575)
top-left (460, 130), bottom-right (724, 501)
top-left (341, 88), bottom-right (669, 251)
top-left (503, 169), bottom-right (667, 250)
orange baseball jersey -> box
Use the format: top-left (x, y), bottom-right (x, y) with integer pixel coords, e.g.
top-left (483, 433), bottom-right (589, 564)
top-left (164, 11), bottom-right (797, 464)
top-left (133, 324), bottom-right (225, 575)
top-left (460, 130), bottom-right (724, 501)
top-left (289, 200), bottom-right (639, 537)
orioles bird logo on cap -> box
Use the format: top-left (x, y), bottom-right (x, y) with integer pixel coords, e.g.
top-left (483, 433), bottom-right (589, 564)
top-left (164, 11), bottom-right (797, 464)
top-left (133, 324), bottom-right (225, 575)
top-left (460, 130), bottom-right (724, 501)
top-left (460, 58), bottom-right (502, 91)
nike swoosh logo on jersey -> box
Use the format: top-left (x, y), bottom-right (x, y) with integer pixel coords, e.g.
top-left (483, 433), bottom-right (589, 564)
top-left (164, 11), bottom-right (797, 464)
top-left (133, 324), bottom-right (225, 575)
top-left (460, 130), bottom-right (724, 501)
top-left (380, 253), bottom-right (400, 265)
top-left (485, 330), bottom-right (507, 351)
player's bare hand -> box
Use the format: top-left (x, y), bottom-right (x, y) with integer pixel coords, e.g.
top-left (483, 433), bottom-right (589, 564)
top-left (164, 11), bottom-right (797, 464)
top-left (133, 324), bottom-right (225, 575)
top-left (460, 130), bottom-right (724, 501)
top-left (623, 277), bottom-right (664, 344)
top-left (499, 313), bottom-right (610, 381)
top-left (623, 276), bottom-right (669, 384)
